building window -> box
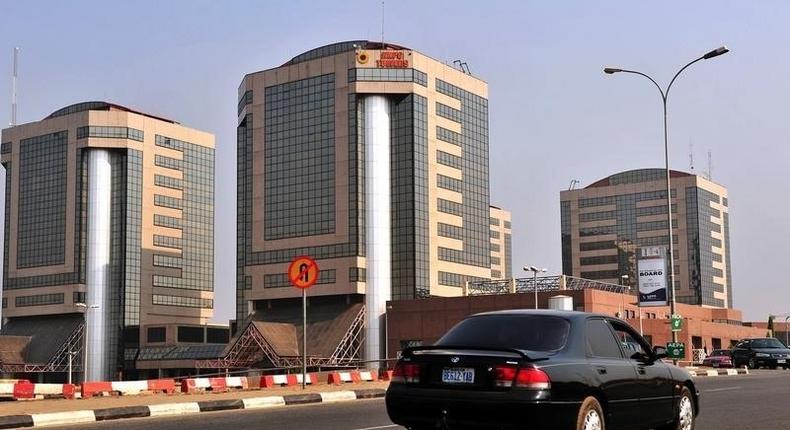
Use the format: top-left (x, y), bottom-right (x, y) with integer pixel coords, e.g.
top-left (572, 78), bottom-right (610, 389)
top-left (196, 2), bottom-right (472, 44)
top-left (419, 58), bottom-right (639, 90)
top-left (491, 256), bottom-right (501, 265)
top-left (490, 230), bottom-right (500, 239)
top-left (503, 220), bottom-right (511, 229)
top-left (153, 294), bottom-right (213, 309)
top-left (154, 194), bottom-right (183, 210)
top-left (436, 126), bottom-right (461, 146)
top-left (348, 68), bottom-right (428, 86)
top-left (76, 126), bottom-right (143, 142)
top-left (438, 223), bottom-right (464, 240)
top-left (147, 327), bottom-right (166, 343)
top-left (580, 255), bottom-right (619, 265)
top-left (154, 214), bottom-right (181, 230)
top-left (153, 254), bottom-right (182, 269)
top-left (237, 90), bottom-right (253, 116)
top-left (349, 267), bottom-right (366, 282)
top-left (1, 142), bottom-right (11, 154)
top-left (153, 235), bottom-right (182, 250)
top-left (437, 198), bottom-right (463, 216)
top-left (436, 102), bottom-right (462, 123)
top-left (177, 326), bottom-right (205, 343)
top-left (207, 327), bottom-right (230, 344)
top-left (15, 293), bottom-right (64, 307)
top-left (263, 73), bottom-right (335, 240)
top-left (437, 174), bottom-right (463, 193)
top-left (436, 150), bottom-right (462, 169)
top-left (154, 174), bottom-right (183, 190)
top-left (154, 154), bottom-right (183, 171)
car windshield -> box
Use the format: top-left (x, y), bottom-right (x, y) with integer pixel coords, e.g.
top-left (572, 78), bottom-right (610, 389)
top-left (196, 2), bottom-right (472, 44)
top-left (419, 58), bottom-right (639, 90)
top-left (750, 338), bottom-right (785, 349)
top-left (435, 315), bottom-right (571, 352)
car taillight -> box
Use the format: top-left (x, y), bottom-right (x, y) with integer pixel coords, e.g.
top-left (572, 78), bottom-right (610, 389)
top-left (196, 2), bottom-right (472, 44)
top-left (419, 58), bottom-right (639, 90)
top-left (493, 365), bottom-right (551, 390)
top-left (392, 362), bottom-right (422, 384)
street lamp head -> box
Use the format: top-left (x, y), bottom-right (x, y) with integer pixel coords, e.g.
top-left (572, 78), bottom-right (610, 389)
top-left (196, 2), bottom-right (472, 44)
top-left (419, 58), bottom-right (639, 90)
top-left (702, 45), bottom-right (729, 60)
top-left (620, 274), bottom-right (630, 280)
top-left (603, 67), bottom-right (623, 74)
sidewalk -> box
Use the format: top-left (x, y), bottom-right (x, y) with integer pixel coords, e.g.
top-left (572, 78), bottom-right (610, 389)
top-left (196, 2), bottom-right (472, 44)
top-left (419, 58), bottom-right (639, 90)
top-left (0, 381), bottom-right (389, 416)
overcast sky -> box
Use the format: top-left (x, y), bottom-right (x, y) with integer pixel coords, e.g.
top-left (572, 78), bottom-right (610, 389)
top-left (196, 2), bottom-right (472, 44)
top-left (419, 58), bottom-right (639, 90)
top-left (1, 1), bottom-right (787, 322)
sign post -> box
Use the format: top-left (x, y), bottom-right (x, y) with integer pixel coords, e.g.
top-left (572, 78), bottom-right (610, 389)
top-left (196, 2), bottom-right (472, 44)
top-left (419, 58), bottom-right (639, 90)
top-left (288, 256), bottom-right (319, 390)
top-left (666, 342), bottom-right (686, 360)
top-left (670, 314), bottom-right (683, 332)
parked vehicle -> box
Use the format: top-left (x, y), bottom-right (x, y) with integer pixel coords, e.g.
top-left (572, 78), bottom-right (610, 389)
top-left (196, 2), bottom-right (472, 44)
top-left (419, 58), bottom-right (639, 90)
top-left (730, 338), bottom-right (790, 369)
top-left (385, 310), bottom-right (699, 430)
top-left (701, 349), bottom-right (733, 368)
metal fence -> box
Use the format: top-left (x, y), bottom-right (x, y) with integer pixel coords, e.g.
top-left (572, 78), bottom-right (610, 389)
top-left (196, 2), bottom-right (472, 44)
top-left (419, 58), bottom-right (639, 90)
top-left (465, 275), bottom-right (630, 296)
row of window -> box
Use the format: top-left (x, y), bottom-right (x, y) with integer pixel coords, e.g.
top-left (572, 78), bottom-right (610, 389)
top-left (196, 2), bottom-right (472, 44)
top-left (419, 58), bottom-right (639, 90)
top-left (437, 198), bottom-right (463, 216)
top-left (347, 68), bottom-right (428, 86)
top-left (436, 150), bottom-right (462, 169)
top-left (153, 234), bottom-right (182, 250)
top-left (154, 214), bottom-right (181, 230)
top-left (578, 190), bottom-right (672, 208)
top-left (437, 174), bottom-right (462, 193)
top-left (76, 126), bottom-right (144, 142)
top-left (437, 222), bottom-right (464, 240)
top-left (154, 194), bottom-right (183, 210)
top-left (436, 102), bottom-right (462, 123)
top-left (152, 294), bottom-right (213, 309)
top-left (436, 126), bottom-right (461, 145)
top-left (155, 154), bottom-right (183, 171)
top-left (154, 174), bottom-right (183, 190)
top-left (438, 271), bottom-right (489, 287)
top-left (153, 254), bottom-right (182, 269)
top-left (15, 293), bottom-right (64, 307)
top-left (580, 255), bottom-right (619, 266)
top-left (237, 90), bottom-right (253, 116)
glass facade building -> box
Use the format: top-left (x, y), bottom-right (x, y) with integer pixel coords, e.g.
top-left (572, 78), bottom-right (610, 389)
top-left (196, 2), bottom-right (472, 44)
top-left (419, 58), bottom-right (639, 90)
top-left (237, 41), bottom-right (511, 363)
top-left (560, 169), bottom-right (732, 308)
top-left (1, 102), bottom-right (215, 379)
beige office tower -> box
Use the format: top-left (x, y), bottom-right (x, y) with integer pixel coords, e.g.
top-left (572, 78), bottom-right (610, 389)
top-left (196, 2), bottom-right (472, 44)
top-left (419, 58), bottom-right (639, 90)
top-left (489, 206), bottom-right (512, 279)
top-left (560, 169), bottom-right (732, 308)
top-left (237, 41), bottom-right (501, 365)
top-left (0, 102), bottom-right (215, 379)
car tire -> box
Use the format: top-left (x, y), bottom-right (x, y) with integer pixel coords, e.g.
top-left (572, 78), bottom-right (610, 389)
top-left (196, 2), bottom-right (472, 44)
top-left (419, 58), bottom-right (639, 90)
top-left (747, 358), bottom-right (758, 369)
top-left (576, 396), bottom-right (605, 430)
top-left (657, 386), bottom-right (695, 430)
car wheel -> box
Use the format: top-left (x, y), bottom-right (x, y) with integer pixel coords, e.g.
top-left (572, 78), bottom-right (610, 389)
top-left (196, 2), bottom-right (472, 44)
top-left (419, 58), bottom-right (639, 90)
top-left (657, 387), bottom-right (695, 430)
top-left (748, 358), bottom-right (757, 369)
top-left (576, 396), bottom-right (605, 430)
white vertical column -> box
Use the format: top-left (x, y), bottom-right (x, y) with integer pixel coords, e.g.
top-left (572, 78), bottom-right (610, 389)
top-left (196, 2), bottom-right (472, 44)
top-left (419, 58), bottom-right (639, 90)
top-left (86, 149), bottom-right (112, 381)
top-left (364, 95), bottom-right (391, 365)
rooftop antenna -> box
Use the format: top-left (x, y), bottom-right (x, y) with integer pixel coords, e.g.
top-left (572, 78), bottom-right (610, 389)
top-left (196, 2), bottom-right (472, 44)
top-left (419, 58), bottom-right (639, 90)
top-left (569, 179), bottom-right (580, 190)
top-left (460, 62), bottom-right (470, 74)
top-left (688, 142), bottom-right (694, 172)
top-left (380, 1), bottom-right (384, 47)
top-left (10, 47), bottom-right (19, 126)
top-left (707, 150), bottom-right (713, 180)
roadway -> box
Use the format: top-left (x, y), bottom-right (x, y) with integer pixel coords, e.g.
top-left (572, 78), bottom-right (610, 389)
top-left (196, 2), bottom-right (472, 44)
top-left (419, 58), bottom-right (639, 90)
top-left (50, 370), bottom-right (790, 430)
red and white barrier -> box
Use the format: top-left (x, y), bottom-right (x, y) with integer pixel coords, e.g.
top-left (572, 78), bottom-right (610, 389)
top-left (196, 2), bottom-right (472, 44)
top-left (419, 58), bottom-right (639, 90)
top-left (81, 381), bottom-right (115, 398)
top-left (4, 381), bottom-right (75, 400)
top-left (147, 379), bottom-right (176, 394)
top-left (261, 373), bottom-right (316, 388)
top-left (327, 370), bottom-right (378, 385)
top-left (180, 376), bottom-right (249, 394)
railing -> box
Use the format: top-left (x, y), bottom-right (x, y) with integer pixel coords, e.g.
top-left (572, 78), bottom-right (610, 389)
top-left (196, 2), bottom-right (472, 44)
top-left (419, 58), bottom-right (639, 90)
top-left (466, 275), bottom-right (629, 296)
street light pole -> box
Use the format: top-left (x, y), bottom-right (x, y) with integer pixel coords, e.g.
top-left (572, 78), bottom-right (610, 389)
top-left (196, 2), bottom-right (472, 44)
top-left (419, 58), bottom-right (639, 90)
top-left (785, 316), bottom-right (789, 347)
top-left (76, 303), bottom-right (100, 382)
top-left (604, 45), bottom-right (729, 350)
top-left (524, 266), bottom-right (547, 309)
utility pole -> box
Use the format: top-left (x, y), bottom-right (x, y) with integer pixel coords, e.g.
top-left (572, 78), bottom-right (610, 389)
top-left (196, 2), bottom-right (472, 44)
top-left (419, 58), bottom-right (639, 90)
top-left (11, 47), bottom-right (20, 126)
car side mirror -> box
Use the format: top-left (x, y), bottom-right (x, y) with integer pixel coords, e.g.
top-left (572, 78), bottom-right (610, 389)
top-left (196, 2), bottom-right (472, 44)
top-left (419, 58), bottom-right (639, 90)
top-left (652, 346), bottom-right (668, 359)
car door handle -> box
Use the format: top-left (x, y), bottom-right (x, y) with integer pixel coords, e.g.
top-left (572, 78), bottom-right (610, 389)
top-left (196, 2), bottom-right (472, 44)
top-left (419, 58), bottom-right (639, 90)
top-left (595, 366), bottom-right (607, 375)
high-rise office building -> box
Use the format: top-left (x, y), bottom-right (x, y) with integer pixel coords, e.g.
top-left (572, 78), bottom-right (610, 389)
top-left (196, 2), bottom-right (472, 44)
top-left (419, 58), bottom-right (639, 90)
top-left (560, 168), bottom-right (732, 308)
top-left (236, 40), bottom-right (497, 363)
top-left (0, 102), bottom-right (215, 379)
top-left (489, 206), bottom-right (512, 279)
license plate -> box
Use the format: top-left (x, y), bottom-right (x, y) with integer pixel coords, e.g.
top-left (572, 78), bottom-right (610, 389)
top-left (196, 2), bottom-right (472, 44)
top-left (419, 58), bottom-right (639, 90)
top-left (778, 359), bottom-right (786, 364)
top-left (442, 368), bottom-right (475, 384)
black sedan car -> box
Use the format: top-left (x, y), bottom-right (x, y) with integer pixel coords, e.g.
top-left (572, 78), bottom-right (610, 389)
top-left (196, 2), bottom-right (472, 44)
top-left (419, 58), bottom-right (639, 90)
top-left (386, 310), bottom-right (698, 430)
top-left (730, 337), bottom-right (790, 369)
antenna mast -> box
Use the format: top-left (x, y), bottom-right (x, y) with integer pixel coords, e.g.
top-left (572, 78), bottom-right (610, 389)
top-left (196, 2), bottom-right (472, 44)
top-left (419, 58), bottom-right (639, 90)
top-left (707, 150), bottom-right (713, 180)
top-left (381, 1), bottom-right (384, 47)
top-left (11, 47), bottom-right (19, 126)
top-left (688, 142), bottom-right (694, 172)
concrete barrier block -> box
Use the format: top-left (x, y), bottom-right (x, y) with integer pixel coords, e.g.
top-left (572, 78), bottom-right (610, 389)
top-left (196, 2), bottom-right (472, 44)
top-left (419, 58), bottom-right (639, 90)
top-left (31, 410), bottom-right (95, 427)
top-left (148, 402), bottom-right (201, 417)
top-left (242, 396), bottom-right (285, 409)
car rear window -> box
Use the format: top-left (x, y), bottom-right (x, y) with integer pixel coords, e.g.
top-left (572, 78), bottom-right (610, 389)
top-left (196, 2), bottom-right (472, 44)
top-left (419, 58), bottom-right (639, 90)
top-left (435, 315), bottom-right (571, 352)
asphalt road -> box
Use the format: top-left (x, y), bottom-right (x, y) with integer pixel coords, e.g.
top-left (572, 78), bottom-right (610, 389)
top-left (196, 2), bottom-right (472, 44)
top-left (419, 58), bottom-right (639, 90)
top-left (48, 370), bottom-right (790, 430)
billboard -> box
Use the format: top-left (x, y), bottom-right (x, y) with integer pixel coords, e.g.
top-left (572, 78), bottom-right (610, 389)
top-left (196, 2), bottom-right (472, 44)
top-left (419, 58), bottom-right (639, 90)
top-left (637, 246), bottom-right (668, 307)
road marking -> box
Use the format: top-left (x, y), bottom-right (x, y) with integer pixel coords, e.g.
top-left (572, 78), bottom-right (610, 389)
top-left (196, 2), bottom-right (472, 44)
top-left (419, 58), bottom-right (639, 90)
top-left (351, 425), bottom-right (400, 430)
top-left (706, 386), bottom-right (741, 393)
